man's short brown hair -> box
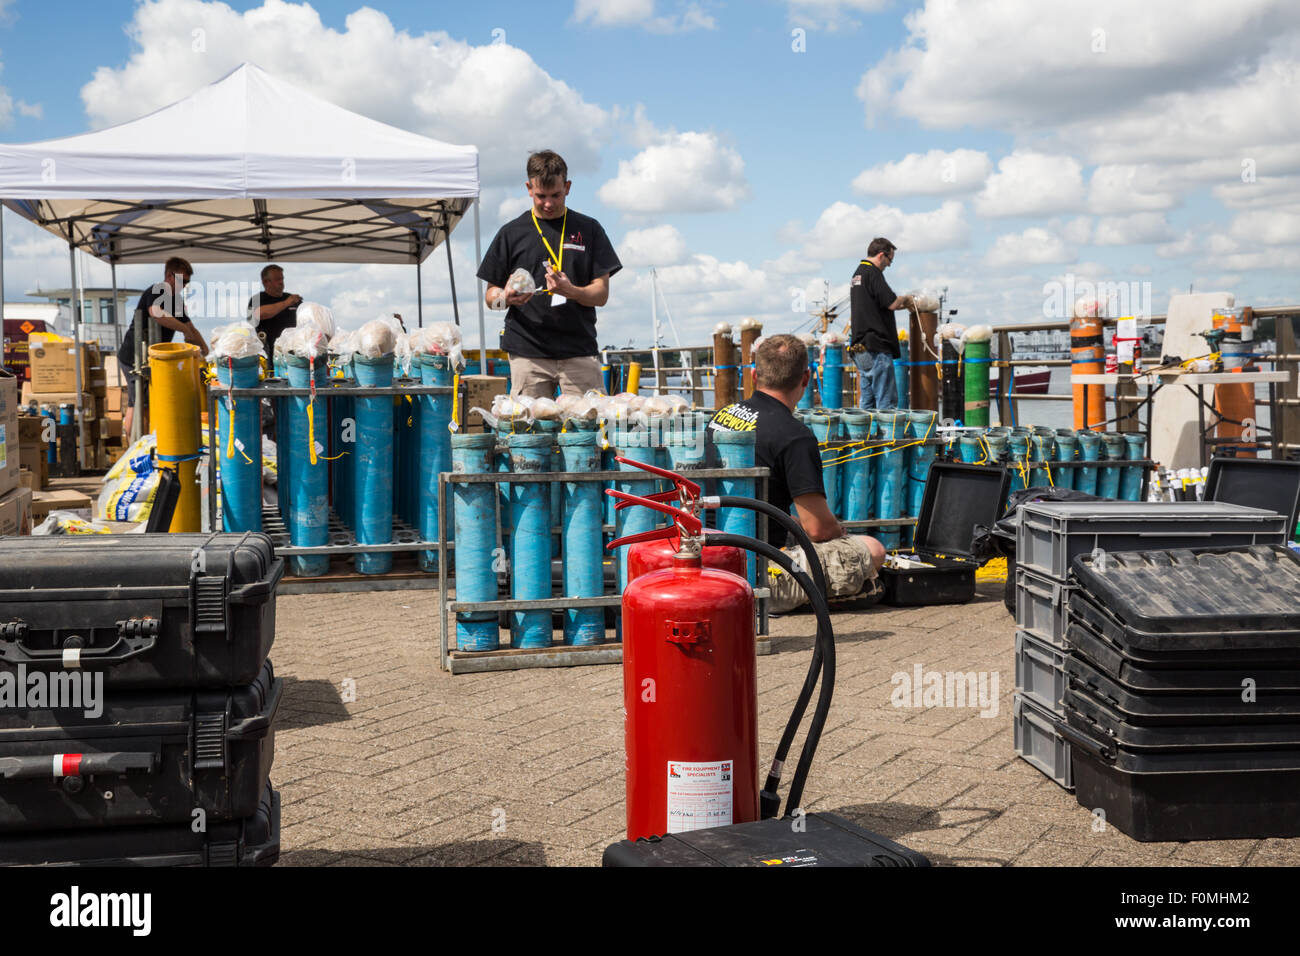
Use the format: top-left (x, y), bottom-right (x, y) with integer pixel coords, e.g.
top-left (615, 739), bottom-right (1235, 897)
top-left (260, 264), bottom-right (283, 281)
top-left (867, 237), bottom-right (896, 258)
top-left (527, 150), bottom-right (568, 186)
top-left (755, 333), bottom-right (809, 393)
top-left (164, 256), bottom-right (193, 277)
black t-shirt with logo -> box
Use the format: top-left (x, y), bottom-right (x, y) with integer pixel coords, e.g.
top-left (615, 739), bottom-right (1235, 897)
top-left (477, 209), bottom-right (622, 359)
top-left (247, 292), bottom-right (298, 356)
top-left (849, 260), bottom-right (900, 357)
top-left (119, 282), bottom-right (191, 370)
top-left (707, 390), bottom-right (825, 545)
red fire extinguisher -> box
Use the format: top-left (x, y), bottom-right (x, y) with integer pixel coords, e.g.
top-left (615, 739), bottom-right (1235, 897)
top-left (607, 486), bottom-right (759, 840)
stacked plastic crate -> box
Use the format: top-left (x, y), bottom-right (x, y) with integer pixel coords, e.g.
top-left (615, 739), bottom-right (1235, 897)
top-left (1066, 545), bottom-right (1300, 841)
top-left (1012, 500), bottom-right (1290, 791)
top-left (0, 534), bottom-right (283, 866)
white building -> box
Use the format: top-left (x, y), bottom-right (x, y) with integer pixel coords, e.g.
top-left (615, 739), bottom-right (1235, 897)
top-left (21, 287), bottom-right (144, 352)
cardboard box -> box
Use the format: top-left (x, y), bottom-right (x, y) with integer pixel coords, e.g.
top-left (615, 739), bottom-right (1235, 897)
top-left (29, 341), bottom-right (94, 393)
top-left (17, 414), bottom-right (45, 443)
top-left (31, 488), bottom-right (93, 524)
top-left (18, 443), bottom-right (47, 489)
top-left (0, 486), bottom-right (32, 536)
top-left (101, 418), bottom-right (124, 440)
top-left (0, 375), bottom-right (19, 498)
top-left (460, 375), bottom-right (509, 433)
top-left (25, 391), bottom-right (94, 414)
top-left (106, 386), bottom-right (127, 415)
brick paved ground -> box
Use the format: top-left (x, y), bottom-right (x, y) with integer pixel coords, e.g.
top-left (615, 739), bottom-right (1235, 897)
top-left (271, 582), bottom-right (1300, 867)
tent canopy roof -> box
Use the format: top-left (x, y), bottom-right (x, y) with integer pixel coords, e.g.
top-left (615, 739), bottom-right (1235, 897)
top-left (0, 63), bottom-right (480, 264)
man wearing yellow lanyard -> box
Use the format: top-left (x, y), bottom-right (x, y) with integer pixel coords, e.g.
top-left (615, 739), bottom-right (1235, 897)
top-left (849, 237), bottom-right (914, 410)
top-left (478, 150), bottom-right (622, 398)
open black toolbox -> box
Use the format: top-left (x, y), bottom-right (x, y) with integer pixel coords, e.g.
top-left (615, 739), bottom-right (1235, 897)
top-left (1068, 545), bottom-right (1300, 666)
top-left (0, 660), bottom-right (280, 831)
top-left (0, 783), bottom-right (281, 867)
top-left (0, 532), bottom-right (283, 690)
top-left (880, 462), bottom-right (1010, 606)
top-left (1061, 688), bottom-right (1300, 841)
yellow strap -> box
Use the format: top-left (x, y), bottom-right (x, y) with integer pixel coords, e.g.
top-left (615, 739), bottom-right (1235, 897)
top-left (531, 208), bottom-right (567, 293)
top-left (307, 400), bottom-right (318, 465)
top-left (449, 372), bottom-right (461, 432)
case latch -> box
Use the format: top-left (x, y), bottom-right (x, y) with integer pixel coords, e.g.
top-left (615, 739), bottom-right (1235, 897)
top-left (192, 574), bottom-right (230, 639)
top-left (194, 709), bottom-right (227, 771)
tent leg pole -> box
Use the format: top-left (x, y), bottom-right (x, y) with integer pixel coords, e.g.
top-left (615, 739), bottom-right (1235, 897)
top-left (110, 262), bottom-right (121, 383)
top-left (446, 218), bottom-right (459, 327)
top-left (416, 255), bottom-right (423, 329)
top-left (68, 243), bottom-right (85, 471)
top-left (474, 199), bottom-right (485, 372)
top-left (0, 205), bottom-right (6, 343)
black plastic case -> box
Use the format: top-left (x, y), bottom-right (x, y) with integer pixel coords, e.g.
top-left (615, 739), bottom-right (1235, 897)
top-left (0, 532), bottom-right (283, 689)
top-left (1206, 456), bottom-right (1300, 530)
top-left (601, 812), bottom-right (931, 867)
top-left (0, 660), bottom-right (280, 831)
top-left (0, 784), bottom-right (281, 866)
top-left (880, 462), bottom-right (1010, 606)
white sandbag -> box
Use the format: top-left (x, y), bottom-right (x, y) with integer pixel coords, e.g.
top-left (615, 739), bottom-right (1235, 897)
top-left (296, 302), bottom-right (336, 340)
top-left (356, 318), bottom-right (397, 358)
top-left (207, 321), bottom-right (264, 361)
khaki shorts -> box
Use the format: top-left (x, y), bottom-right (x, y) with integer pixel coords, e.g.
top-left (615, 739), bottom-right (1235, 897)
top-left (509, 355), bottom-right (604, 398)
top-left (767, 535), bottom-right (882, 613)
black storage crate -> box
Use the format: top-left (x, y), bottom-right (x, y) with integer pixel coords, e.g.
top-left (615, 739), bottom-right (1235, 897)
top-left (602, 812), bottom-right (930, 867)
top-left (1206, 456), bottom-right (1300, 531)
top-left (0, 660), bottom-right (280, 831)
top-left (0, 533), bottom-right (283, 690)
top-left (880, 462), bottom-right (1010, 606)
top-left (0, 784), bottom-right (281, 867)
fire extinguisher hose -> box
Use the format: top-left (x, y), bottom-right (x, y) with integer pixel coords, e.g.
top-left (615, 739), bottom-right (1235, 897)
top-left (708, 496), bottom-right (829, 820)
top-left (708, 532), bottom-right (836, 819)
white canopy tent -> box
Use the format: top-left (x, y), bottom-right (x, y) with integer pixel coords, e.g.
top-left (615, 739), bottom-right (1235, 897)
top-left (0, 62), bottom-right (487, 449)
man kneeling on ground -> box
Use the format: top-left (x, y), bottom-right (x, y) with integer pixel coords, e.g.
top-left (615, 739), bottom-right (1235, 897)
top-left (708, 333), bottom-right (885, 611)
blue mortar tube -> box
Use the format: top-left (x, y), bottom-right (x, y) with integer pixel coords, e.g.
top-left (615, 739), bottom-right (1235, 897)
top-left (285, 355), bottom-right (331, 576)
top-left (906, 410), bottom-right (938, 547)
top-left (334, 362), bottom-right (355, 530)
top-left (273, 381), bottom-right (290, 524)
top-left (614, 427), bottom-right (659, 593)
top-left (508, 433), bottom-right (553, 649)
top-left (1119, 432), bottom-right (1147, 501)
top-left (985, 430), bottom-right (1009, 465)
top-left (714, 429), bottom-right (758, 582)
top-left (417, 354), bottom-right (454, 570)
top-left (840, 409), bottom-right (873, 526)
top-left (822, 344), bottom-right (845, 411)
top-left (533, 419), bottom-right (563, 559)
top-left (873, 409), bottom-right (908, 549)
top-left (1075, 430), bottom-right (1101, 496)
top-left (958, 433), bottom-right (983, 463)
top-left (1054, 429), bottom-right (1077, 491)
top-left (808, 412), bottom-right (842, 519)
top-left (353, 354), bottom-right (396, 574)
top-left (1008, 430), bottom-right (1031, 494)
top-left (799, 345), bottom-right (817, 409)
top-left (215, 354), bottom-right (263, 533)
top-left (603, 443), bottom-right (617, 537)
top-left (1098, 433), bottom-right (1126, 500)
top-left (559, 431), bottom-right (605, 646)
top-left (451, 432), bottom-right (500, 651)
top-left (1030, 432), bottom-right (1055, 489)
top-left (665, 414), bottom-right (707, 471)
top-left (893, 359), bottom-right (909, 412)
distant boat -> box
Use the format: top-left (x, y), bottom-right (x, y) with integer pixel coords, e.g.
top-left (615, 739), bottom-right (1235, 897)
top-left (990, 365), bottom-right (1051, 396)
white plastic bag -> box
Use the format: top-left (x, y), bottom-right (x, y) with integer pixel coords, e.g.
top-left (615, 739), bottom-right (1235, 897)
top-left (963, 324), bottom-right (993, 344)
top-left (296, 302), bottom-right (336, 340)
top-left (490, 268), bottom-right (537, 310)
top-left (207, 321), bottom-right (264, 361)
top-left (356, 318), bottom-right (397, 358)
top-left (409, 322), bottom-right (465, 370)
top-left (912, 291), bottom-right (941, 312)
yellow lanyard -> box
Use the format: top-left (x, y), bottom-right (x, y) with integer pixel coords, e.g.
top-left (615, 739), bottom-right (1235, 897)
top-left (531, 209), bottom-right (567, 294)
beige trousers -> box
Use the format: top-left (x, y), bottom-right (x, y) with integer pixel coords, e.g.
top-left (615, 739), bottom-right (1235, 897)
top-left (508, 355), bottom-right (604, 398)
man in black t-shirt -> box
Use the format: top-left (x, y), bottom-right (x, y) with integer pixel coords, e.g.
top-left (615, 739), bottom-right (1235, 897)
top-left (849, 236), bottom-right (914, 410)
top-left (246, 264), bottom-right (302, 357)
top-left (477, 150), bottom-right (622, 398)
top-left (708, 334), bottom-right (884, 588)
top-left (119, 256), bottom-right (206, 438)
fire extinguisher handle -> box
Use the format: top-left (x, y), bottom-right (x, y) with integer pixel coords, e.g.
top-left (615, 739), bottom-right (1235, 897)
top-left (606, 525), bottom-right (682, 551)
top-left (603, 488), bottom-right (703, 536)
top-left (612, 454), bottom-right (703, 500)
top-left (613, 489), bottom-right (682, 510)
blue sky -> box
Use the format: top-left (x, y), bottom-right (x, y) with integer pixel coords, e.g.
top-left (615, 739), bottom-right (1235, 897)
top-left (1, 0), bottom-right (1297, 352)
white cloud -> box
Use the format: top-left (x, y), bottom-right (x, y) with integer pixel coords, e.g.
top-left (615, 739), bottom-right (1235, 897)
top-left (573, 0), bottom-right (716, 32)
top-left (1088, 165), bottom-right (1179, 214)
top-left (496, 194), bottom-right (532, 223)
top-left (79, 0), bottom-right (613, 187)
top-left (858, 1), bottom-right (1300, 130)
top-left (1214, 175), bottom-right (1300, 212)
top-left (974, 152), bottom-right (1085, 218)
top-left (598, 129), bottom-right (750, 213)
top-left (1093, 213), bottom-right (1177, 246)
top-left (786, 0), bottom-right (891, 31)
top-left (851, 149), bottom-right (992, 198)
top-left (761, 250), bottom-right (823, 276)
top-left (1060, 216), bottom-right (1094, 245)
top-left (619, 225), bottom-right (688, 267)
top-left (985, 228), bottom-right (1072, 267)
top-left (1229, 209), bottom-right (1300, 245)
top-left (802, 200), bottom-right (968, 259)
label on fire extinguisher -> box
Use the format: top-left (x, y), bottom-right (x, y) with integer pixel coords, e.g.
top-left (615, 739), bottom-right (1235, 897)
top-left (666, 760), bottom-right (733, 833)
